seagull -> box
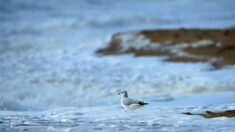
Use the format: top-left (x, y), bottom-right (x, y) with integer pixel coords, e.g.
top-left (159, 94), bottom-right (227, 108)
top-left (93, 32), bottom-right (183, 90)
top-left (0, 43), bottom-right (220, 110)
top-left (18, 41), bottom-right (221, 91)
top-left (118, 90), bottom-right (148, 111)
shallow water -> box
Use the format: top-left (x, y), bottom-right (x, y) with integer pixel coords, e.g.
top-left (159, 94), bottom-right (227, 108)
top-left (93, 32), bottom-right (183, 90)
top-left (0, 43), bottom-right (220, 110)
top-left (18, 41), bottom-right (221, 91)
top-left (1, 92), bottom-right (235, 132)
top-left (0, 0), bottom-right (235, 131)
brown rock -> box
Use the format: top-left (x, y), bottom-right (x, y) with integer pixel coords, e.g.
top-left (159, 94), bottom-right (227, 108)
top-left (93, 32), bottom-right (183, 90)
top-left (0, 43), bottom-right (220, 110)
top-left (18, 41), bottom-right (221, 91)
top-left (183, 109), bottom-right (235, 118)
top-left (97, 28), bottom-right (235, 69)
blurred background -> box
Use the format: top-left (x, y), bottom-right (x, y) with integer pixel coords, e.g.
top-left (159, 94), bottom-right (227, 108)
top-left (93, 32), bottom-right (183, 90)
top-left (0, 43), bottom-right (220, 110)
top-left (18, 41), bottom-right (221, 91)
top-left (0, 0), bottom-right (235, 111)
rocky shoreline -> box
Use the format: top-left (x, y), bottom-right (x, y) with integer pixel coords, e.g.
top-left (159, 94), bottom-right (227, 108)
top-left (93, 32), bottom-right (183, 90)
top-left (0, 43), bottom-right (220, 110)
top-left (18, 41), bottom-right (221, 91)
top-left (97, 28), bottom-right (235, 69)
top-left (183, 110), bottom-right (235, 118)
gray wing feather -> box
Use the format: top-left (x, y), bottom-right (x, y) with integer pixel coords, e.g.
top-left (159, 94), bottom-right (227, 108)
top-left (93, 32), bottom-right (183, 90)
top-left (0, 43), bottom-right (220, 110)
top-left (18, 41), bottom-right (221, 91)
top-left (122, 98), bottom-right (143, 106)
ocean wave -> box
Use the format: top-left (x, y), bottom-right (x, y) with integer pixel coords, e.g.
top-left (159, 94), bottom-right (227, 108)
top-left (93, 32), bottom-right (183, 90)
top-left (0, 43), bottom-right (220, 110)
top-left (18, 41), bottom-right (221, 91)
top-left (0, 52), bottom-right (235, 111)
top-left (0, 0), bottom-right (235, 112)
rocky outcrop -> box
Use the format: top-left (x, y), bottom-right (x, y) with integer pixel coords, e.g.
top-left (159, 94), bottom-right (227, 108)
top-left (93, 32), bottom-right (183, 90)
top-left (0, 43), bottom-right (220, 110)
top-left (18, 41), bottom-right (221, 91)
top-left (97, 28), bottom-right (235, 69)
top-left (183, 110), bottom-right (235, 118)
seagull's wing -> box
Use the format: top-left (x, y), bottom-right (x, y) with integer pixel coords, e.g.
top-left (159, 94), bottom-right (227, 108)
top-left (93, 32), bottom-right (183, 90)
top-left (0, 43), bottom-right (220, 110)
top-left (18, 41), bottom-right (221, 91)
top-left (122, 98), bottom-right (147, 106)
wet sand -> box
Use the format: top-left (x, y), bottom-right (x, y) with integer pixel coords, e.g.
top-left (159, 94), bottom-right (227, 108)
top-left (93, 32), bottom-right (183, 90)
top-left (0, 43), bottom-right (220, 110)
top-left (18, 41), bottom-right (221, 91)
top-left (97, 28), bottom-right (235, 69)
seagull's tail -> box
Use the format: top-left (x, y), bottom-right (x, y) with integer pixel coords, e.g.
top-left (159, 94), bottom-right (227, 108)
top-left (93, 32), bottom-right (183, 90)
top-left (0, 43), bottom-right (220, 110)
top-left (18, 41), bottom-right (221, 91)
top-left (139, 102), bottom-right (148, 105)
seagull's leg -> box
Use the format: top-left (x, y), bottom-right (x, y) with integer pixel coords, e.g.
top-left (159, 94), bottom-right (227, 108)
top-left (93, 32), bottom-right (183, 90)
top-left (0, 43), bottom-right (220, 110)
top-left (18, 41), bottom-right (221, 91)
top-left (124, 108), bottom-right (128, 112)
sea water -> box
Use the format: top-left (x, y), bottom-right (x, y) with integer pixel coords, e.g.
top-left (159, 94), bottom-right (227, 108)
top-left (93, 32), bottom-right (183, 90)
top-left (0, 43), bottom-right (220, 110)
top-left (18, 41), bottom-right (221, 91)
top-left (0, 0), bottom-right (235, 131)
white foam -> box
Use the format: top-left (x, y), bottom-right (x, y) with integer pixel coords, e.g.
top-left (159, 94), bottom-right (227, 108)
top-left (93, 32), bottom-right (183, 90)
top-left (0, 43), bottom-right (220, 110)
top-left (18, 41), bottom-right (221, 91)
top-left (117, 32), bottom-right (223, 63)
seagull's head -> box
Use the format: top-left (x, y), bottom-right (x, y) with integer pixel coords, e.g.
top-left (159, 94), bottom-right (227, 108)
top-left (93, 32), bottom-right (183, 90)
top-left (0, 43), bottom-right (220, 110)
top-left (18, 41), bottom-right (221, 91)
top-left (118, 90), bottom-right (128, 98)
